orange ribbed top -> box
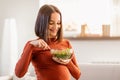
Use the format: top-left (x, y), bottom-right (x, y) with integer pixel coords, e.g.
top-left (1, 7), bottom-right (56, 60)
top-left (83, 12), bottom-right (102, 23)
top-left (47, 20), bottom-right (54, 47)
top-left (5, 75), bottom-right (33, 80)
top-left (15, 39), bottom-right (81, 80)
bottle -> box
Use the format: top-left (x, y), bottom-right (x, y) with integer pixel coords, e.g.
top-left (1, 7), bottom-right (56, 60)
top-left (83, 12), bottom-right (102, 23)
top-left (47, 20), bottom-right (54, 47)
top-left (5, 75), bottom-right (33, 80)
top-left (80, 24), bottom-right (87, 37)
top-left (102, 24), bottom-right (110, 37)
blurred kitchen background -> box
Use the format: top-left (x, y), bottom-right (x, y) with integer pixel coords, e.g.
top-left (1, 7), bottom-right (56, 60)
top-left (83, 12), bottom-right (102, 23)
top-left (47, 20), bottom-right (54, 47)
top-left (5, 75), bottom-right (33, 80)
top-left (0, 0), bottom-right (120, 80)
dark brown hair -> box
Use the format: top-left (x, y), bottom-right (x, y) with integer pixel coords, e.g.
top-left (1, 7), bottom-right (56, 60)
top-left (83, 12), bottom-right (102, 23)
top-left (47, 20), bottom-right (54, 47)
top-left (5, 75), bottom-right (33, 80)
top-left (35, 4), bottom-right (63, 42)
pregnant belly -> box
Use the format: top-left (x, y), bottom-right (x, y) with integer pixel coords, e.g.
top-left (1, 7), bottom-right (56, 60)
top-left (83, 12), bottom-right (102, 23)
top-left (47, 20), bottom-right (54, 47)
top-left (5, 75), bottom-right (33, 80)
top-left (36, 65), bottom-right (71, 80)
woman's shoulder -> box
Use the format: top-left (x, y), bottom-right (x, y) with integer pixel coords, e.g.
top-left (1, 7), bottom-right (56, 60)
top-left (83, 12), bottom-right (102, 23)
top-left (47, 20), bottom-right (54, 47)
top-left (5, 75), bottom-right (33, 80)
top-left (62, 38), bottom-right (72, 48)
top-left (61, 38), bottom-right (72, 45)
top-left (62, 38), bottom-right (70, 42)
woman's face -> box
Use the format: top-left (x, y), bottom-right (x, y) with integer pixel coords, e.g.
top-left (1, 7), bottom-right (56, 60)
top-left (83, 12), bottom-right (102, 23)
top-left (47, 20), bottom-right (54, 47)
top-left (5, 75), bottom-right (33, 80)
top-left (48, 12), bottom-right (61, 38)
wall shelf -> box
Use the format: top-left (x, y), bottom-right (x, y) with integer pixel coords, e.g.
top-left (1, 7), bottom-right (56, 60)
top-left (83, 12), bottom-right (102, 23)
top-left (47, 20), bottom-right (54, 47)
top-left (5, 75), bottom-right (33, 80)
top-left (65, 36), bottom-right (120, 40)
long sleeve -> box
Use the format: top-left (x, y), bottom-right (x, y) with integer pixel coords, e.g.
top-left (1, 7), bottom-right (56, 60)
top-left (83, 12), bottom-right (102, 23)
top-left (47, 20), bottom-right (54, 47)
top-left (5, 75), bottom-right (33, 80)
top-left (65, 40), bottom-right (81, 79)
top-left (15, 41), bottom-right (34, 78)
top-left (66, 54), bottom-right (81, 80)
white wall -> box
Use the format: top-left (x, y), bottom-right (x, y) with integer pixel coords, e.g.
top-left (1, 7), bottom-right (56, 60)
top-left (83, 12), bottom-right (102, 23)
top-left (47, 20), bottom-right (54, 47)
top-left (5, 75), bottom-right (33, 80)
top-left (70, 40), bottom-right (120, 63)
top-left (0, 0), bottom-right (39, 76)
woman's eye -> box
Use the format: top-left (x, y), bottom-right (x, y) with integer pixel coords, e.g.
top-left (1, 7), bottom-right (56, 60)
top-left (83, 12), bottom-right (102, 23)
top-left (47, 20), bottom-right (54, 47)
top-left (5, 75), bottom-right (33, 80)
top-left (57, 23), bottom-right (61, 25)
top-left (49, 22), bottom-right (54, 25)
top-left (49, 22), bottom-right (61, 25)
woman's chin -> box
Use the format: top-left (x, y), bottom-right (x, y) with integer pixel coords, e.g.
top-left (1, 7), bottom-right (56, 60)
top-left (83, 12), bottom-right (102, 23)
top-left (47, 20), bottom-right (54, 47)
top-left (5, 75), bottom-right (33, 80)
top-left (51, 36), bottom-right (57, 38)
top-left (50, 34), bottom-right (57, 38)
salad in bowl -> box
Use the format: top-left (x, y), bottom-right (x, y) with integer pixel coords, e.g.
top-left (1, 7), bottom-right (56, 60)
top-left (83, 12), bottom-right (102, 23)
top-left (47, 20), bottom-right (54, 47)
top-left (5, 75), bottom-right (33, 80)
top-left (50, 48), bottom-right (73, 64)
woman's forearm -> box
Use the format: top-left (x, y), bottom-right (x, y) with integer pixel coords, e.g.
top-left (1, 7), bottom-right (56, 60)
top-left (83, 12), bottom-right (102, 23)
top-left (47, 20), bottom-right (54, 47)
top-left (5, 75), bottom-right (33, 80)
top-left (15, 42), bottom-right (34, 78)
top-left (66, 60), bottom-right (81, 79)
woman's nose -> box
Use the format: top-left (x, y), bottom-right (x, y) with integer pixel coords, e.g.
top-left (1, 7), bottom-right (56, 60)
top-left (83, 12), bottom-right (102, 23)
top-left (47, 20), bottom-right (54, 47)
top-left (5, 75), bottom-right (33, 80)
top-left (53, 23), bottom-right (59, 29)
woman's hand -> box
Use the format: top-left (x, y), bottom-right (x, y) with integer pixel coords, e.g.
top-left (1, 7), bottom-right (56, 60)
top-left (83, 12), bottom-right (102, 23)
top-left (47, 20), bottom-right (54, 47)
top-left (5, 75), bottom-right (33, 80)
top-left (30, 39), bottom-right (50, 50)
top-left (52, 57), bottom-right (71, 65)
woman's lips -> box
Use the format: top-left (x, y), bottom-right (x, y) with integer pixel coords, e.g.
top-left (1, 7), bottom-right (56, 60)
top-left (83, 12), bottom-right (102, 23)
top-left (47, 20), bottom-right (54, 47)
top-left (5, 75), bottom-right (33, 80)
top-left (50, 29), bottom-right (58, 33)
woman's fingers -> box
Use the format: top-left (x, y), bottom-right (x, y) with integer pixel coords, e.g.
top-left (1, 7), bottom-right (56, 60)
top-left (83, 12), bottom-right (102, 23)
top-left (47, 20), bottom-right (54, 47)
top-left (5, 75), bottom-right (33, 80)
top-left (59, 58), bottom-right (71, 64)
top-left (52, 57), bottom-right (71, 65)
top-left (38, 39), bottom-right (50, 50)
top-left (30, 40), bottom-right (39, 47)
top-left (30, 39), bottom-right (50, 50)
